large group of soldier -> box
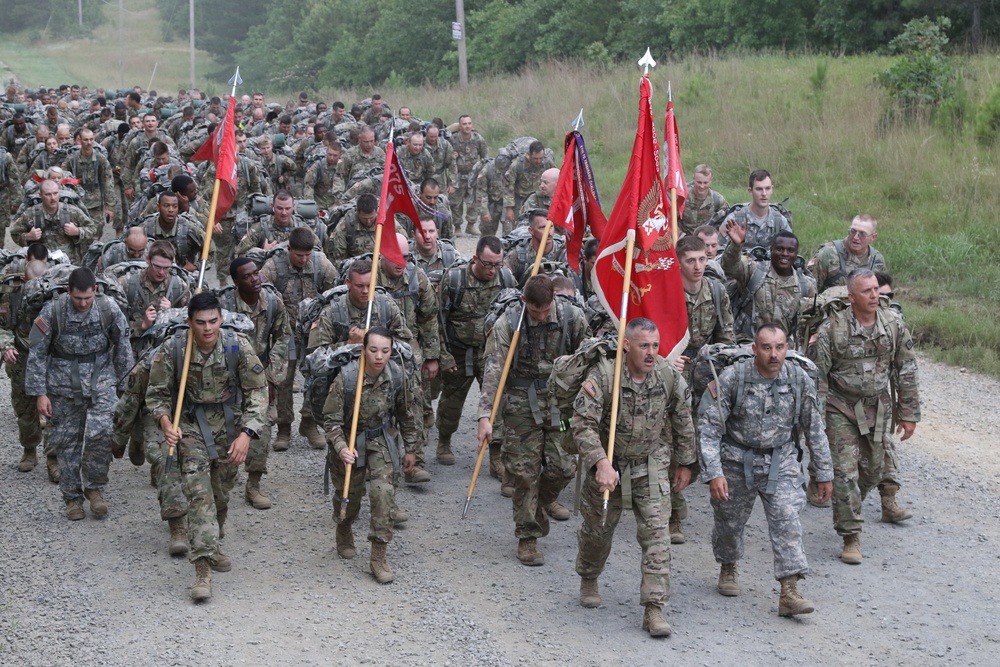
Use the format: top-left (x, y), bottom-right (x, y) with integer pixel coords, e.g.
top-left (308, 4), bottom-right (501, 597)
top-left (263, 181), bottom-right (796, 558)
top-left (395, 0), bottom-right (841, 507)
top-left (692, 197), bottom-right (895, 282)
top-left (0, 83), bottom-right (920, 637)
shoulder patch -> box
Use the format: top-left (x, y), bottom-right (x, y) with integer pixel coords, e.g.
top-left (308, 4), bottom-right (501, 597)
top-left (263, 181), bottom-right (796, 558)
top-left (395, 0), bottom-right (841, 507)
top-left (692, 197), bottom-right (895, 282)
top-left (707, 380), bottom-right (718, 400)
top-left (33, 316), bottom-right (48, 334)
top-left (905, 339), bottom-right (914, 350)
top-left (808, 333), bottom-right (818, 345)
top-left (252, 362), bottom-right (265, 375)
top-left (152, 351), bottom-right (162, 363)
top-left (582, 379), bottom-right (597, 398)
top-left (806, 258), bottom-right (816, 268)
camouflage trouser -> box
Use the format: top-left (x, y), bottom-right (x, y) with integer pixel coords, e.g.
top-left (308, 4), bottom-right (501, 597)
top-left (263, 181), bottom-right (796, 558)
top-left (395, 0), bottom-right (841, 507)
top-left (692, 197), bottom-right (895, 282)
top-left (827, 408), bottom-right (891, 536)
top-left (114, 183), bottom-right (127, 233)
top-left (422, 370), bottom-right (441, 430)
top-left (0, 200), bottom-right (11, 245)
top-left (502, 395), bottom-right (576, 539)
top-left (711, 454), bottom-right (809, 581)
top-left (214, 217), bottom-right (236, 285)
top-left (808, 430), bottom-right (899, 488)
top-left (143, 414), bottom-right (186, 520)
top-left (86, 204), bottom-right (106, 240)
top-left (668, 461), bottom-right (686, 518)
top-left (436, 346), bottom-right (485, 439)
top-left (450, 177), bottom-right (473, 229)
top-left (276, 358), bottom-right (306, 427)
top-left (6, 353), bottom-right (45, 453)
top-left (576, 468), bottom-right (672, 607)
top-left (480, 200), bottom-right (504, 238)
top-left (48, 392), bottom-right (116, 503)
top-left (244, 407), bottom-right (273, 475)
top-left (329, 437), bottom-right (396, 544)
top-left (177, 413), bottom-right (240, 562)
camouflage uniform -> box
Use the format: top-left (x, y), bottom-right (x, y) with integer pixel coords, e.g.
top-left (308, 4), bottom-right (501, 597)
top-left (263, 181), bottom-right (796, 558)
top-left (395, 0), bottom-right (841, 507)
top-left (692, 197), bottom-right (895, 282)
top-left (475, 159), bottom-right (505, 237)
top-left (137, 213), bottom-right (210, 271)
top-left (503, 154), bottom-right (554, 218)
top-left (397, 148), bottom-right (434, 185)
top-left (0, 271), bottom-right (44, 455)
top-left (424, 136), bottom-right (456, 190)
top-left (504, 237), bottom-right (570, 288)
top-left (414, 193), bottom-right (454, 240)
top-left (121, 130), bottom-right (175, 193)
top-left (118, 267), bottom-right (192, 357)
top-left (517, 192), bottom-right (552, 223)
top-left (303, 160), bottom-right (345, 210)
top-left (259, 151), bottom-right (299, 198)
top-left (574, 358), bottom-right (696, 608)
top-left (809, 305), bottom-right (920, 536)
top-left (63, 149), bottom-right (118, 236)
top-left (324, 214), bottom-right (406, 264)
top-left (722, 205), bottom-right (792, 250)
top-left (721, 240), bottom-right (816, 344)
top-left (25, 294), bottom-right (133, 504)
top-left (197, 157), bottom-right (268, 283)
top-left (0, 148), bottom-right (21, 242)
top-left (478, 298), bottom-right (588, 539)
top-left (234, 216), bottom-right (325, 256)
top-left (322, 359), bottom-right (420, 544)
top-left (450, 131), bottom-right (488, 229)
top-left (307, 290), bottom-right (415, 354)
top-left (337, 146), bottom-right (385, 190)
top-left (808, 241), bottom-right (887, 294)
top-left (698, 359), bottom-right (832, 580)
top-left (10, 203), bottom-right (98, 266)
top-left (145, 330), bottom-right (268, 562)
top-left (679, 188), bottom-right (728, 236)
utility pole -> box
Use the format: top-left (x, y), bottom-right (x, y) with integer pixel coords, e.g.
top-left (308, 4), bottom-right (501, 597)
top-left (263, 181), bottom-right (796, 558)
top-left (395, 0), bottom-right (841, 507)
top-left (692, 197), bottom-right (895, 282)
top-left (118, 0), bottom-right (124, 89)
top-left (78, 0), bottom-right (83, 26)
top-left (189, 0), bottom-right (196, 89)
top-left (454, 0), bottom-right (468, 86)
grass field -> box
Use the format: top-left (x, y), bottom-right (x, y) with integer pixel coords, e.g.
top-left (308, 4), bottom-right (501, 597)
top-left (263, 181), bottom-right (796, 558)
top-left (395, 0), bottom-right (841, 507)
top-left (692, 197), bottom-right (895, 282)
top-left (1, 20), bottom-right (998, 375)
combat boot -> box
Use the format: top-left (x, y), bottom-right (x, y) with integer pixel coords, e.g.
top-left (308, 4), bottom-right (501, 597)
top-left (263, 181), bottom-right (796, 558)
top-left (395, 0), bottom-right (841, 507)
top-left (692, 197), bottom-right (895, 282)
top-left (17, 447), bottom-right (37, 472)
top-left (128, 434), bottom-right (145, 466)
top-left (84, 489), bottom-right (108, 518)
top-left (841, 534), bottom-right (862, 565)
top-left (806, 476), bottom-right (831, 508)
top-left (879, 484), bottom-right (912, 523)
top-left (543, 501), bottom-right (570, 521)
top-left (65, 499), bottom-right (84, 521)
top-left (488, 445), bottom-right (503, 479)
top-left (191, 558), bottom-right (212, 602)
top-left (210, 546), bottom-right (232, 572)
top-left (244, 471), bottom-right (272, 510)
top-left (391, 507), bottom-right (409, 526)
top-left (46, 455), bottom-right (59, 484)
top-left (516, 538), bottom-right (544, 566)
top-left (778, 575), bottom-right (816, 617)
top-left (272, 424), bottom-right (291, 452)
top-left (336, 522), bottom-right (356, 559)
top-left (579, 577), bottom-right (601, 608)
top-left (465, 223), bottom-right (477, 236)
top-left (167, 517), bottom-right (189, 557)
top-left (404, 467), bottom-right (431, 484)
top-left (370, 541), bottom-right (394, 584)
top-left (642, 604), bottom-right (672, 638)
top-left (298, 417), bottom-right (326, 449)
top-left (669, 512), bottom-right (686, 545)
top-left (717, 563), bottom-right (739, 597)
top-left (436, 435), bottom-right (455, 465)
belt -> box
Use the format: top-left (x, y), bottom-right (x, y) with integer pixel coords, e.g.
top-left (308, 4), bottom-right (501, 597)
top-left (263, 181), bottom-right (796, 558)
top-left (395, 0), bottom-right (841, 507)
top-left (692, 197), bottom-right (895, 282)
top-left (510, 377), bottom-right (559, 427)
top-left (723, 434), bottom-right (788, 495)
top-left (616, 454), bottom-right (660, 510)
top-left (185, 400), bottom-right (238, 461)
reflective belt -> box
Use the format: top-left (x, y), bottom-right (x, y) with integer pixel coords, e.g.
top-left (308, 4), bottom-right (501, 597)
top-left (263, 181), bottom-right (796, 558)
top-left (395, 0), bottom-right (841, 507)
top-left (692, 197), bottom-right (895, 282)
top-left (723, 434), bottom-right (787, 495)
top-left (617, 454), bottom-right (660, 510)
top-left (510, 377), bottom-right (559, 427)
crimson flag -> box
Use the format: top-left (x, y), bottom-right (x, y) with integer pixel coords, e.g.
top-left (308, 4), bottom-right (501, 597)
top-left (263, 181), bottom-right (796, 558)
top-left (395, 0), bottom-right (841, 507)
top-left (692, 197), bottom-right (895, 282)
top-left (663, 98), bottom-right (687, 221)
top-left (548, 130), bottom-right (608, 273)
top-left (191, 96), bottom-right (238, 222)
top-left (376, 142), bottom-right (425, 266)
top-left (592, 76), bottom-right (689, 360)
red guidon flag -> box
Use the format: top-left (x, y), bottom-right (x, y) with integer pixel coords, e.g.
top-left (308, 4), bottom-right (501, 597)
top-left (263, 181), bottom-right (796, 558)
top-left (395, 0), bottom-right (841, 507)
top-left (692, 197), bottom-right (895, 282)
top-left (376, 142), bottom-right (425, 266)
top-left (592, 75), bottom-right (689, 360)
top-left (548, 130), bottom-right (607, 273)
top-left (663, 97), bottom-right (687, 220)
top-left (191, 96), bottom-right (238, 222)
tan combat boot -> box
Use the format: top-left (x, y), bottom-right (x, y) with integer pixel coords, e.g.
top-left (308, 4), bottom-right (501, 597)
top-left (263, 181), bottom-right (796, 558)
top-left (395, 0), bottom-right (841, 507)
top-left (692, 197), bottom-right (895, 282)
top-left (778, 575), bottom-right (816, 617)
top-left (191, 558), bottom-right (212, 602)
top-left (65, 499), bottom-right (84, 521)
top-left (370, 541), bottom-right (394, 584)
top-left (717, 563), bottom-right (739, 597)
top-left (841, 534), bottom-right (862, 565)
top-left (46, 455), bottom-right (59, 484)
top-left (336, 522), bottom-right (356, 559)
top-left (298, 417), bottom-right (326, 449)
top-left (879, 484), bottom-right (912, 523)
top-left (579, 577), bottom-right (601, 608)
top-left (272, 424), bottom-right (291, 451)
top-left (245, 471), bottom-right (272, 510)
top-left (436, 435), bottom-right (455, 465)
top-left (642, 604), bottom-right (672, 637)
top-left (167, 517), bottom-right (189, 557)
top-left (404, 467), bottom-right (431, 484)
top-left (84, 489), bottom-right (108, 518)
top-left (544, 501), bottom-right (570, 521)
top-left (669, 512), bottom-right (686, 545)
top-left (516, 538), bottom-right (544, 566)
top-left (210, 546), bottom-right (232, 572)
top-left (391, 506), bottom-right (409, 527)
top-left (17, 447), bottom-right (38, 473)
top-left (806, 476), bottom-right (831, 508)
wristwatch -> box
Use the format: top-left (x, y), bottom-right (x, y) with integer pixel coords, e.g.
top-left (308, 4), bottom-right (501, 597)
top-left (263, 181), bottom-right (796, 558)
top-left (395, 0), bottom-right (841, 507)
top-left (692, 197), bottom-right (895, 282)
top-left (241, 427), bottom-right (259, 440)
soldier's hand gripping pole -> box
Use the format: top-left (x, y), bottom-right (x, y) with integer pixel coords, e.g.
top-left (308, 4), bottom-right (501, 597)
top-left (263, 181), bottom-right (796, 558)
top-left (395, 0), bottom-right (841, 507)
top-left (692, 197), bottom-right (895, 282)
top-left (601, 230), bottom-right (635, 526)
top-left (463, 220), bottom-right (553, 518)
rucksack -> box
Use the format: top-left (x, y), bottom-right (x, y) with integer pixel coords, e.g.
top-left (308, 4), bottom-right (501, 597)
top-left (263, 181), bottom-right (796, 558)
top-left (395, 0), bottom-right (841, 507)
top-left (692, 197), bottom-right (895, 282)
top-left (139, 213), bottom-right (193, 264)
top-left (483, 287), bottom-right (525, 343)
top-left (249, 194), bottom-right (320, 221)
top-left (114, 260), bottom-right (189, 309)
top-left (21, 264), bottom-right (128, 336)
top-left (708, 198), bottom-right (794, 233)
top-left (410, 238), bottom-right (459, 285)
top-left (214, 282), bottom-right (283, 360)
top-left (127, 180), bottom-right (169, 225)
top-left (482, 287), bottom-right (574, 356)
top-left (548, 333), bottom-right (618, 420)
top-left (813, 239), bottom-right (885, 292)
top-left (729, 248), bottom-right (812, 341)
top-left (299, 339), bottom-right (413, 424)
top-left (796, 286), bottom-right (893, 354)
top-left (142, 306), bottom-right (253, 351)
top-left (253, 245), bottom-right (326, 296)
top-left (294, 284), bottom-right (394, 353)
top-left (494, 137), bottom-right (554, 176)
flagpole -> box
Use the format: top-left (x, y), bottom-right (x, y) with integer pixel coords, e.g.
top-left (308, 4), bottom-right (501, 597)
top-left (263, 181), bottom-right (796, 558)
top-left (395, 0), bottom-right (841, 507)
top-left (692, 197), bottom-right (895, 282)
top-left (463, 219), bottom-right (553, 518)
top-left (165, 68), bottom-right (241, 473)
top-left (667, 82), bottom-right (679, 247)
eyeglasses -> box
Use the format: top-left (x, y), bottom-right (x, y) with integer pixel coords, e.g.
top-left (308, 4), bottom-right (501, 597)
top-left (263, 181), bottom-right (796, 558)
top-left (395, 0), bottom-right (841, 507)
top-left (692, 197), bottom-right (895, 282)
top-left (149, 262), bottom-right (172, 271)
top-left (847, 229), bottom-right (872, 240)
top-left (882, 291), bottom-right (895, 299)
top-left (476, 257), bottom-right (503, 270)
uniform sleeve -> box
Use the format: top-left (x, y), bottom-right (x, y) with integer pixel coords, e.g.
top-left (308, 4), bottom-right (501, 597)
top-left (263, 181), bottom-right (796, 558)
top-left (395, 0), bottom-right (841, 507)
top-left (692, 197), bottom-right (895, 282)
top-left (326, 224), bottom-right (348, 263)
top-left (477, 311), bottom-right (512, 420)
top-left (145, 335), bottom-right (178, 422)
top-left (714, 288), bottom-right (736, 345)
top-left (396, 370), bottom-right (421, 455)
top-left (320, 258), bottom-right (338, 290)
top-left (892, 314), bottom-right (921, 423)
top-left (573, 364), bottom-right (610, 472)
top-left (24, 301), bottom-right (55, 396)
top-left (444, 140), bottom-right (457, 188)
top-left (303, 163), bottom-right (318, 199)
top-left (71, 206), bottom-right (99, 245)
top-left (237, 333), bottom-right (268, 435)
top-left (696, 366), bottom-right (735, 481)
top-left (100, 155), bottom-right (119, 211)
top-left (235, 223), bottom-right (260, 256)
top-left (800, 367), bottom-right (833, 482)
top-left (110, 300), bottom-right (135, 381)
top-left (664, 368), bottom-right (697, 467)
top-left (436, 272), bottom-right (456, 372)
top-left (502, 160), bottom-right (518, 209)
top-left (266, 301), bottom-right (291, 386)
top-left (9, 211), bottom-right (31, 246)
top-left (387, 299), bottom-right (416, 351)
top-left (321, 372), bottom-right (347, 452)
top-left (307, 303), bottom-right (335, 352)
top-left (415, 270), bottom-right (440, 360)
top-left (807, 246), bottom-right (833, 294)
top-left (807, 318), bottom-right (834, 414)
top-left (721, 240), bottom-right (752, 288)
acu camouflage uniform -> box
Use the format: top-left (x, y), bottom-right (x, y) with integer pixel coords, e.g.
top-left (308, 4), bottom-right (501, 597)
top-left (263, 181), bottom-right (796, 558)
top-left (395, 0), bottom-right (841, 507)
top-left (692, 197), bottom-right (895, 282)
top-left (0, 268), bottom-right (45, 455)
top-left (808, 305), bottom-right (920, 536)
top-left (145, 330), bottom-right (268, 562)
top-left (574, 358), bottom-right (696, 609)
top-left (475, 159), bottom-right (505, 237)
top-left (808, 240), bottom-right (887, 294)
top-left (698, 359), bottom-right (832, 580)
top-left (722, 205), bottom-right (792, 250)
top-left (0, 148), bottom-right (21, 241)
top-left (10, 203), bottom-right (98, 265)
top-left (450, 131), bottom-right (488, 228)
top-left (63, 148), bottom-right (119, 235)
top-left (26, 294), bottom-right (133, 504)
top-left (424, 136), bottom-right (457, 190)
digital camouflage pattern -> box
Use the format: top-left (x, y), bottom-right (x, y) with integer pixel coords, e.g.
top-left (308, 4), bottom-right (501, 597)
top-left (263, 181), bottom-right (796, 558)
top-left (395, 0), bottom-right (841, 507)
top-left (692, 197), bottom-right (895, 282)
top-left (722, 205), bottom-right (792, 249)
top-left (323, 213), bottom-right (406, 264)
top-left (10, 203), bottom-right (98, 265)
top-left (808, 241), bottom-right (887, 294)
top-left (679, 189), bottom-right (728, 236)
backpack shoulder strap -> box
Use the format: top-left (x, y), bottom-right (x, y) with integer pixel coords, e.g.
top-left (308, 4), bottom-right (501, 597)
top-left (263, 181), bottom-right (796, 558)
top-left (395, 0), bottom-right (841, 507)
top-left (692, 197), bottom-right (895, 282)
top-left (311, 251), bottom-right (325, 294)
top-left (446, 265), bottom-right (466, 313)
top-left (224, 328), bottom-right (243, 405)
top-left (707, 277), bottom-right (725, 339)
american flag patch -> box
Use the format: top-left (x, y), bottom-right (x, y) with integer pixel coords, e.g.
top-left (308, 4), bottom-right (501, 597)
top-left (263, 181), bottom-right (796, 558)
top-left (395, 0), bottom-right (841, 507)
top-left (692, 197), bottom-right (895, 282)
top-left (33, 317), bottom-right (49, 334)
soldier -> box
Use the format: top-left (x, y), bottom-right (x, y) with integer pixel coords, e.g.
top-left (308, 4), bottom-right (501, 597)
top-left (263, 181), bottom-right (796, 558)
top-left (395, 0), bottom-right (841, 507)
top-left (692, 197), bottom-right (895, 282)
top-left (450, 115), bottom-right (488, 234)
top-left (720, 169), bottom-right (791, 249)
top-left (11, 179), bottom-right (97, 265)
top-left (303, 142), bottom-right (345, 210)
top-left (504, 210), bottom-right (570, 287)
top-left (121, 112), bottom-right (175, 200)
top-left (437, 235), bottom-right (513, 467)
top-left (0, 143), bottom-right (20, 245)
top-left (574, 318), bottom-right (696, 638)
top-left (360, 95), bottom-right (390, 127)
top-left (256, 135), bottom-right (297, 196)
top-left (397, 133), bottom-right (434, 185)
top-left (477, 274), bottom-right (588, 566)
top-left (694, 224), bottom-right (721, 260)
top-left (415, 177), bottom-right (453, 240)
top-left (423, 125), bottom-right (456, 193)
top-left (26, 267), bottom-right (134, 520)
top-left (808, 214), bottom-right (887, 293)
top-left (1, 112), bottom-right (35, 155)
top-left (324, 194), bottom-right (406, 264)
top-left (680, 164), bottom-right (728, 235)
top-left (137, 190), bottom-right (209, 272)
top-left (671, 235), bottom-right (734, 543)
top-left (699, 323), bottom-right (833, 616)
top-left (147, 292), bottom-right (268, 601)
top-left (337, 127), bottom-right (384, 189)
top-left (235, 190), bottom-right (324, 255)
top-left (808, 269), bottom-right (920, 564)
top-left (322, 326), bottom-right (419, 583)
top-left (722, 222), bottom-right (815, 344)
top-left (222, 258), bottom-right (290, 510)
top-left (63, 128), bottom-right (118, 235)
top-left (260, 227), bottom-right (338, 451)
top-left (503, 141), bottom-right (553, 228)
top-left (475, 157), bottom-right (505, 237)
top-left (117, 240), bottom-right (191, 359)
top-left (517, 168), bottom-right (559, 223)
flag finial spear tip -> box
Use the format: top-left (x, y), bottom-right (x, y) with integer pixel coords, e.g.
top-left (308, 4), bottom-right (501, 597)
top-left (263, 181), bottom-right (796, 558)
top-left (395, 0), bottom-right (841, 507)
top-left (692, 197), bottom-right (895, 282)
top-left (571, 109), bottom-right (584, 131)
top-left (638, 48), bottom-right (656, 74)
top-left (228, 67), bottom-right (243, 96)
top-left (668, 81), bottom-right (672, 102)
